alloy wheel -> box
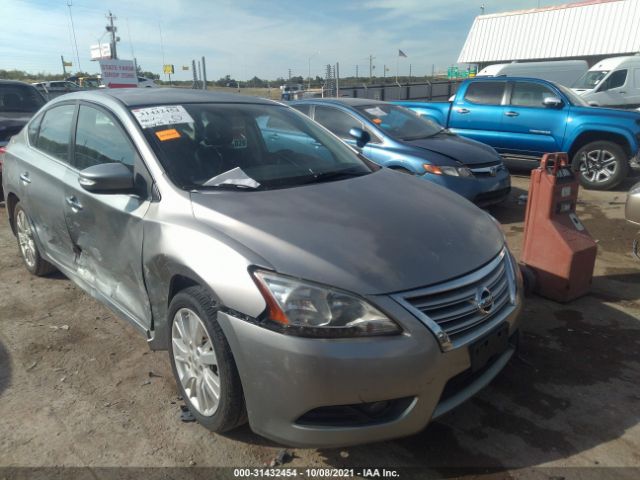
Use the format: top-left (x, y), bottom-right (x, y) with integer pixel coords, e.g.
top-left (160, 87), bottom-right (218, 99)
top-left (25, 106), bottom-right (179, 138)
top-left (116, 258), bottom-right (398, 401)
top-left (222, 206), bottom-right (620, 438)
top-left (171, 308), bottom-right (221, 416)
top-left (16, 209), bottom-right (36, 269)
top-left (579, 149), bottom-right (618, 184)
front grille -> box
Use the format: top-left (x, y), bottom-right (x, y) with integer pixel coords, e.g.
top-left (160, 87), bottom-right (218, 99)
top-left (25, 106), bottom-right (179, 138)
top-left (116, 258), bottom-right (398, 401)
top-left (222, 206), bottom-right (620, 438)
top-left (474, 187), bottom-right (511, 206)
top-left (469, 162), bottom-right (504, 177)
top-left (395, 250), bottom-right (515, 346)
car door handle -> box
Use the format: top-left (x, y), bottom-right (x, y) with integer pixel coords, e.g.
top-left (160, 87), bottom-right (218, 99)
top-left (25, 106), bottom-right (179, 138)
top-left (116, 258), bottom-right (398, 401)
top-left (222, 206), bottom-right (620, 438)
top-left (619, 91), bottom-right (627, 94)
top-left (456, 108), bottom-right (470, 114)
top-left (19, 172), bottom-right (31, 184)
top-left (504, 111), bottom-right (520, 117)
top-left (65, 196), bottom-right (83, 211)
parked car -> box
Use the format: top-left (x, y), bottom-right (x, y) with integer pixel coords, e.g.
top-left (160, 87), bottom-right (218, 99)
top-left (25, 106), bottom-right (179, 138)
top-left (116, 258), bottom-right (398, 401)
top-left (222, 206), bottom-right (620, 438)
top-left (137, 77), bottom-right (158, 88)
top-left (2, 88), bottom-right (522, 447)
top-left (397, 77), bottom-right (640, 190)
top-left (572, 55), bottom-right (640, 108)
top-left (32, 80), bottom-right (82, 100)
top-left (290, 99), bottom-right (511, 207)
top-left (0, 80), bottom-right (47, 200)
top-left (478, 60), bottom-right (588, 87)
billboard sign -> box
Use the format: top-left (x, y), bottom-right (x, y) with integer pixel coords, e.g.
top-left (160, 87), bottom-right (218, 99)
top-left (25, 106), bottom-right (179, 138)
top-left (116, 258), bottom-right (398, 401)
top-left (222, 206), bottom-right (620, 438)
top-left (90, 43), bottom-right (112, 60)
top-left (99, 59), bottom-right (138, 88)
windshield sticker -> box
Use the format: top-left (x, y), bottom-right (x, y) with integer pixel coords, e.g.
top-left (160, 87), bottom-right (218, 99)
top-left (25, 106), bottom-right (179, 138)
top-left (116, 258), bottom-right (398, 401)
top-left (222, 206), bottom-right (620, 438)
top-left (231, 134), bottom-right (248, 149)
top-left (372, 118), bottom-right (382, 125)
top-left (364, 107), bottom-right (387, 117)
top-left (155, 128), bottom-right (181, 141)
top-left (131, 105), bottom-right (194, 129)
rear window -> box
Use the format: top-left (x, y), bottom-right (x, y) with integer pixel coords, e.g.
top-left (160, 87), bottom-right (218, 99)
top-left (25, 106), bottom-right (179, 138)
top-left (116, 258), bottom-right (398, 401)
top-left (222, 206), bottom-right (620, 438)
top-left (0, 84), bottom-right (46, 113)
top-left (463, 82), bottom-right (506, 105)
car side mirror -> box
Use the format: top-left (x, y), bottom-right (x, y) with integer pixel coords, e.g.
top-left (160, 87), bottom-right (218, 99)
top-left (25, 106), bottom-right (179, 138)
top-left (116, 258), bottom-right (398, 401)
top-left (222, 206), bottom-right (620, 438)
top-left (78, 162), bottom-right (134, 194)
top-left (543, 96), bottom-right (564, 108)
top-left (349, 127), bottom-right (371, 148)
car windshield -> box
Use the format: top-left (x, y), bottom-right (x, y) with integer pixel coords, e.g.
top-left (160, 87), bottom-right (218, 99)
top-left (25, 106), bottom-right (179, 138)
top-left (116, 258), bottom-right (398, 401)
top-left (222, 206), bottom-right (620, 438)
top-left (572, 70), bottom-right (609, 89)
top-left (556, 84), bottom-right (590, 107)
top-left (0, 84), bottom-right (46, 113)
top-left (135, 103), bottom-right (374, 190)
top-left (354, 104), bottom-right (443, 140)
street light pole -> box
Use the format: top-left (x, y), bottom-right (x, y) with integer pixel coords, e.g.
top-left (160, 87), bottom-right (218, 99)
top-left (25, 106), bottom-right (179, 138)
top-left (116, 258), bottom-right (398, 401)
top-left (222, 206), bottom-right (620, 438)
top-left (308, 51), bottom-right (318, 90)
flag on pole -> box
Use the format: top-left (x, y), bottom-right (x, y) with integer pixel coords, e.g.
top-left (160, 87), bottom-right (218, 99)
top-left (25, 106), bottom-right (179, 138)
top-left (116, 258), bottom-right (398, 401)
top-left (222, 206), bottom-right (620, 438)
top-left (398, 49), bottom-right (407, 58)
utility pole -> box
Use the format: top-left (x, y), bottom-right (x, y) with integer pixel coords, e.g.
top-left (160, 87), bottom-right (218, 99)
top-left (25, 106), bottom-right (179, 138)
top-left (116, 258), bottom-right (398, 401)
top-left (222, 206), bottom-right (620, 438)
top-left (383, 64), bottom-right (387, 83)
top-left (202, 56), bottom-right (207, 90)
top-left (288, 69), bottom-right (292, 82)
top-left (409, 64), bottom-right (412, 83)
top-left (67, 1), bottom-right (81, 72)
top-left (61, 55), bottom-right (67, 76)
top-left (369, 54), bottom-right (375, 83)
top-left (355, 65), bottom-right (359, 81)
top-left (106, 11), bottom-right (118, 59)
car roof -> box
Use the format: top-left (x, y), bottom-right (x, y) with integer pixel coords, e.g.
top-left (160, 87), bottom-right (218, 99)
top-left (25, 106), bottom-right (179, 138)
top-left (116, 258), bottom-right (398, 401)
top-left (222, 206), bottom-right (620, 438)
top-left (0, 79), bottom-right (38, 87)
top-left (291, 97), bottom-right (386, 107)
top-left (59, 88), bottom-right (279, 108)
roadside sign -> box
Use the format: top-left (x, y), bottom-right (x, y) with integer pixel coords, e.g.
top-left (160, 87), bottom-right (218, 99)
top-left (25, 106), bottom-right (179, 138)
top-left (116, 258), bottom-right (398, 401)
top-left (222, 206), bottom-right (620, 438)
top-left (99, 59), bottom-right (138, 88)
top-left (63, 61), bottom-right (73, 67)
top-left (90, 44), bottom-right (112, 60)
top-left (163, 64), bottom-right (175, 74)
top-left (182, 65), bottom-right (190, 71)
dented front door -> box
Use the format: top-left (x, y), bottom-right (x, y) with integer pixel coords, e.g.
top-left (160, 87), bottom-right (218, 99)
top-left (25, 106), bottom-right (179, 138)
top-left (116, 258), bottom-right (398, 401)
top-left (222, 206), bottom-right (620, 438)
top-left (64, 104), bottom-right (153, 329)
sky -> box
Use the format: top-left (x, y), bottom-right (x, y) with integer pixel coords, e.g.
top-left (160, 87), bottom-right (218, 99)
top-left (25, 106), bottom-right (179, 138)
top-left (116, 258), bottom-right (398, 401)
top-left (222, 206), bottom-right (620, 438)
top-left (2, 0), bottom-right (561, 81)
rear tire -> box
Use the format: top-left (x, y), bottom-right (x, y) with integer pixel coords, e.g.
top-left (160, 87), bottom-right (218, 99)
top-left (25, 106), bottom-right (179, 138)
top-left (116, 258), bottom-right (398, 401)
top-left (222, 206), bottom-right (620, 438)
top-left (168, 286), bottom-right (246, 433)
top-left (13, 202), bottom-right (56, 276)
top-left (571, 141), bottom-right (629, 190)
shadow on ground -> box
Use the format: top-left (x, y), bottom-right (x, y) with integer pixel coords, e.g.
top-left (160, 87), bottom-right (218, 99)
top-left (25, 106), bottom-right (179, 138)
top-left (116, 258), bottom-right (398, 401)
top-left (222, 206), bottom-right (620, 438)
top-left (0, 337), bottom-right (12, 398)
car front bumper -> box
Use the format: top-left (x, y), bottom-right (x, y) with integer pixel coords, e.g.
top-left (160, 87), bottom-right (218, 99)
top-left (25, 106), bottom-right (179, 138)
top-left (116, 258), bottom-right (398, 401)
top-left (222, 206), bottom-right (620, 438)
top-left (422, 169), bottom-right (511, 206)
top-left (217, 286), bottom-right (522, 448)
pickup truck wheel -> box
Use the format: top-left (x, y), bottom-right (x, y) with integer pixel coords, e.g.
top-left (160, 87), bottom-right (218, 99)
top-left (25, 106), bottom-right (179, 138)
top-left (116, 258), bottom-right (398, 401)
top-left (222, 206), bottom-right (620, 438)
top-left (572, 141), bottom-right (629, 190)
top-left (168, 286), bottom-right (246, 433)
top-left (14, 202), bottom-right (56, 276)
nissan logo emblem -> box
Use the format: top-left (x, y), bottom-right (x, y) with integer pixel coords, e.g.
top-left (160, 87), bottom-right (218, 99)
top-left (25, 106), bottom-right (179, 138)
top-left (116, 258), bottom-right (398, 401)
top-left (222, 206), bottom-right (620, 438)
top-left (476, 287), bottom-right (494, 315)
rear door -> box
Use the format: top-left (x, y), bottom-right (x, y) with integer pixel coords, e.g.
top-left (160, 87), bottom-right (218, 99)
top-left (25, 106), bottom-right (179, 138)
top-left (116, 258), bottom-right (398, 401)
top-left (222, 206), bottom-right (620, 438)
top-left (21, 102), bottom-right (78, 271)
top-left (447, 81), bottom-right (507, 148)
top-left (63, 103), bottom-right (152, 328)
top-left (499, 81), bottom-right (569, 156)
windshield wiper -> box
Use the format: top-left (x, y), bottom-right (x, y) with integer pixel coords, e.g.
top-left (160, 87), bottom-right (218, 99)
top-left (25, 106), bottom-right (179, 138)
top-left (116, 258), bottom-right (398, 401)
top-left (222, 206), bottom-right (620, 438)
top-left (298, 167), bottom-right (370, 185)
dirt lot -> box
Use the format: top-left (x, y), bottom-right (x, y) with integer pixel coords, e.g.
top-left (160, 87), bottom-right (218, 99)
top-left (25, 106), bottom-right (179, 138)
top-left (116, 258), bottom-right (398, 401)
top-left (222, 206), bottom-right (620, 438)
top-left (0, 173), bottom-right (639, 479)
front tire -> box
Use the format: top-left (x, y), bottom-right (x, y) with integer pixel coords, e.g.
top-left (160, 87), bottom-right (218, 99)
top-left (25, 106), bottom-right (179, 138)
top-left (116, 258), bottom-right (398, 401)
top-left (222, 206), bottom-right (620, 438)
top-left (168, 286), bottom-right (246, 433)
top-left (14, 202), bottom-right (56, 276)
top-left (572, 141), bottom-right (629, 190)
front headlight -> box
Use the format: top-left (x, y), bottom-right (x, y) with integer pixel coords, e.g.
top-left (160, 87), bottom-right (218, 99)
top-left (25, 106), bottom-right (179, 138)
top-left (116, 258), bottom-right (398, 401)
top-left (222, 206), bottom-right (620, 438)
top-left (252, 270), bottom-right (402, 337)
top-left (423, 164), bottom-right (474, 178)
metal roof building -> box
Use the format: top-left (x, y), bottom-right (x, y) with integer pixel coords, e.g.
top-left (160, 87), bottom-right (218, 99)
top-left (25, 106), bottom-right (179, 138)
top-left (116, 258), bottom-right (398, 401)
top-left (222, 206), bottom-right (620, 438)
top-left (458, 0), bottom-right (640, 66)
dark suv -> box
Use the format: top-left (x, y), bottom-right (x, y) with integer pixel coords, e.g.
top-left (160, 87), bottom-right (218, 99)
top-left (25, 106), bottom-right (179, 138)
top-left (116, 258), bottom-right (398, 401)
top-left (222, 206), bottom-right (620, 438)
top-left (0, 80), bottom-right (46, 200)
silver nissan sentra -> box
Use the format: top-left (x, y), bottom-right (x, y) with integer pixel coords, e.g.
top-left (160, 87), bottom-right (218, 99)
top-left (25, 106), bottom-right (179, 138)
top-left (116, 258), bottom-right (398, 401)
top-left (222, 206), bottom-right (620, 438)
top-left (2, 88), bottom-right (523, 447)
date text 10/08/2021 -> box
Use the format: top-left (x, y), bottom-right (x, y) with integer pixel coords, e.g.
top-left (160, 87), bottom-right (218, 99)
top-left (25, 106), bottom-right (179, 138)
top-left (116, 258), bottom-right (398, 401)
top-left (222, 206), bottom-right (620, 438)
top-left (233, 468), bottom-right (400, 478)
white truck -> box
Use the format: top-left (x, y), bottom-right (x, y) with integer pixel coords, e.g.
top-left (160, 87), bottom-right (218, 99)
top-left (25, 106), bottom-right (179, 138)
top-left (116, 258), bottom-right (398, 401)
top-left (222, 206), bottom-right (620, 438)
top-left (572, 56), bottom-right (640, 108)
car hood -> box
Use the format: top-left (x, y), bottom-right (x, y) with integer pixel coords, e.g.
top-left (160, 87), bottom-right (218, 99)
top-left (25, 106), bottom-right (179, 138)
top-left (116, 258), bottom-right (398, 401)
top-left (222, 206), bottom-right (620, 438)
top-left (401, 132), bottom-right (501, 166)
top-left (190, 168), bottom-right (504, 295)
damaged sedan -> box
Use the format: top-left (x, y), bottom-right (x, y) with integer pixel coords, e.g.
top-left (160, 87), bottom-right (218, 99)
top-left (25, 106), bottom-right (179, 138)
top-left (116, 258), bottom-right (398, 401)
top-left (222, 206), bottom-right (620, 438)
top-left (2, 89), bottom-right (522, 447)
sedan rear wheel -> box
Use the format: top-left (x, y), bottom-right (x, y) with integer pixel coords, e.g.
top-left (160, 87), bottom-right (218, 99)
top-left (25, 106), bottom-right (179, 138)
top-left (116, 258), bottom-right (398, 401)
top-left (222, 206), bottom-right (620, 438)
top-left (14, 202), bottom-right (56, 276)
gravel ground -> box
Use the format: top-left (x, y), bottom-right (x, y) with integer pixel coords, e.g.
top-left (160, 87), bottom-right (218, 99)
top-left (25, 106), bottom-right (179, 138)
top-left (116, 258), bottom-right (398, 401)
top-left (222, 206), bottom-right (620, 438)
top-left (0, 173), bottom-right (639, 479)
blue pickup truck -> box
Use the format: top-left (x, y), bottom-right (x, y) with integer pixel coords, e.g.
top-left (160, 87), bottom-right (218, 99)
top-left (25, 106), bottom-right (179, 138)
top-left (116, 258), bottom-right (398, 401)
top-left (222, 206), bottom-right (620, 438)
top-left (397, 77), bottom-right (640, 190)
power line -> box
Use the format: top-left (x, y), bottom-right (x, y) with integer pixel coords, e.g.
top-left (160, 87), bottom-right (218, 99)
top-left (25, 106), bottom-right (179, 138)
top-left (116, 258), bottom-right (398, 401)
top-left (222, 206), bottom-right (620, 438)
top-left (67, 0), bottom-right (81, 72)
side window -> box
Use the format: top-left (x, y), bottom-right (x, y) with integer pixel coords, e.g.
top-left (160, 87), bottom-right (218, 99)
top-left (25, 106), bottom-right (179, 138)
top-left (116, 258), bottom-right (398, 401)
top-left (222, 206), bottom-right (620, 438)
top-left (291, 104), bottom-right (311, 117)
top-left (599, 70), bottom-right (627, 92)
top-left (463, 82), bottom-right (506, 105)
top-left (36, 104), bottom-right (75, 162)
top-left (511, 82), bottom-right (558, 107)
top-left (75, 105), bottom-right (139, 170)
top-left (634, 69), bottom-right (640, 88)
top-left (314, 106), bottom-right (362, 138)
top-left (27, 113), bottom-right (43, 145)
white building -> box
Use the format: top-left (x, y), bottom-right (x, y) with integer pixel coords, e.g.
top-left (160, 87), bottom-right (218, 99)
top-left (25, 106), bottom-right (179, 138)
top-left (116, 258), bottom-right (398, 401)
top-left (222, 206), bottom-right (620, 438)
top-left (458, 0), bottom-right (640, 68)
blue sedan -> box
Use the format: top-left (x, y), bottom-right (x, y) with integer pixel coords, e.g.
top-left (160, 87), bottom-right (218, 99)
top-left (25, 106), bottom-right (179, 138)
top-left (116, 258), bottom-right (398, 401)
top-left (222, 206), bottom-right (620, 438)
top-left (289, 98), bottom-right (511, 206)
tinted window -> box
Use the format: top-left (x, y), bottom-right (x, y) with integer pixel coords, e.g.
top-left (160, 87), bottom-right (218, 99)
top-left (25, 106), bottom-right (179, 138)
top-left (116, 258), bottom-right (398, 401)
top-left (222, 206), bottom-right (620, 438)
top-left (314, 106), bottom-right (362, 138)
top-left (291, 104), bottom-right (311, 116)
top-left (599, 70), bottom-right (627, 91)
top-left (511, 82), bottom-right (558, 107)
top-left (0, 84), bottom-right (45, 113)
top-left (75, 105), bottom-right (139, 170)
top-left (27, 113), bottom-right (43, 145)
top-left (36, 104), bottom-right (75, 162)
top-left (464, 82), bottom-right (505, 105)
